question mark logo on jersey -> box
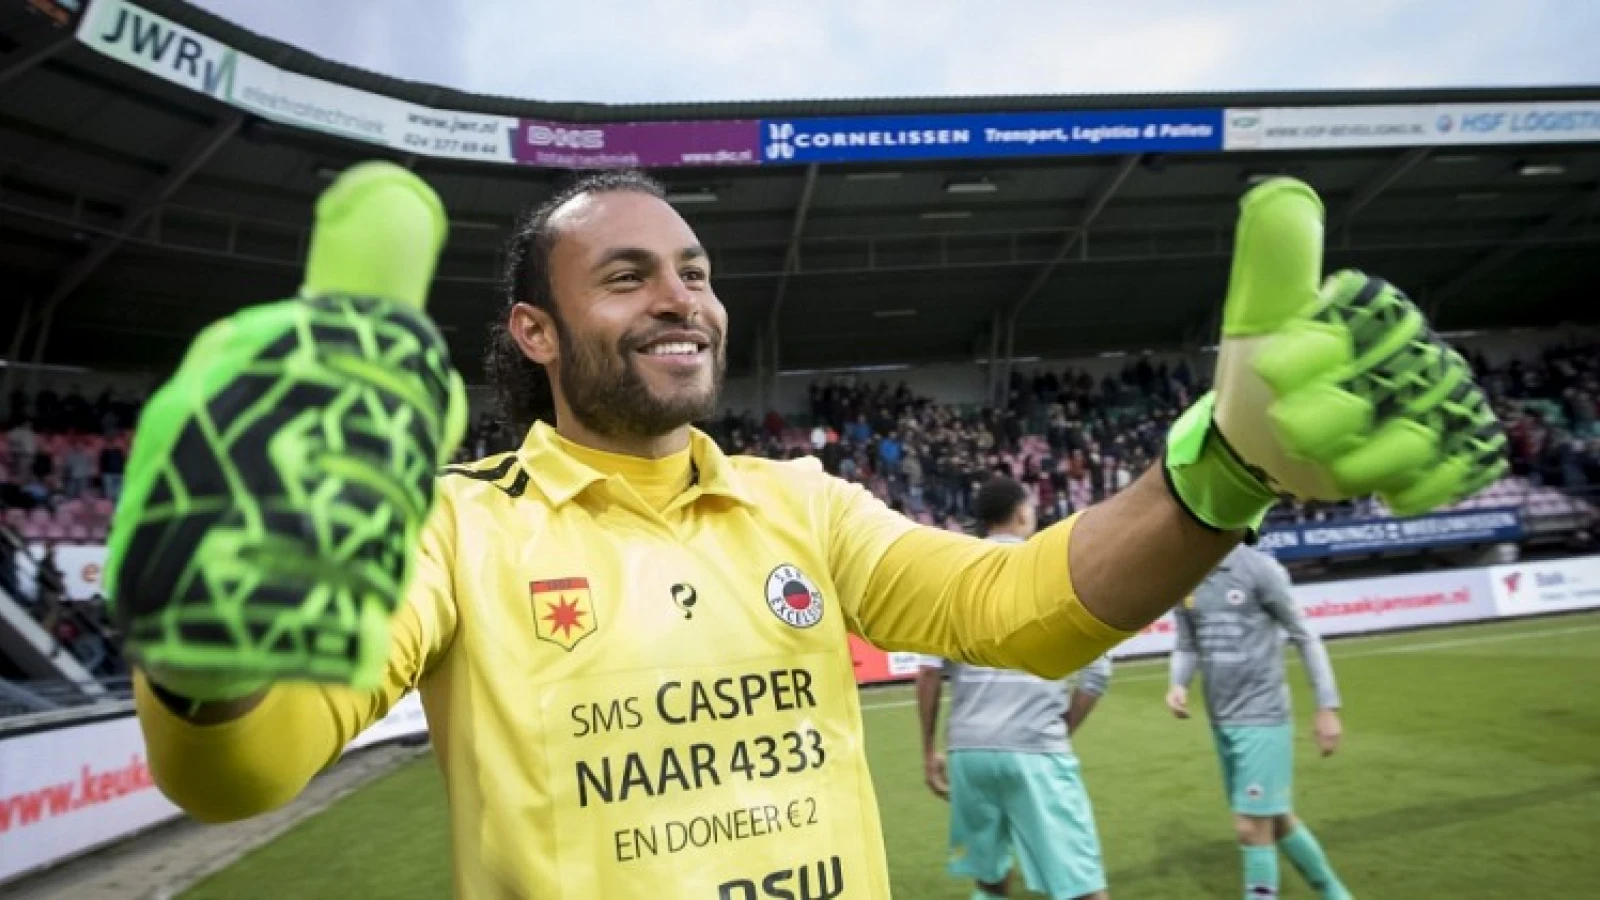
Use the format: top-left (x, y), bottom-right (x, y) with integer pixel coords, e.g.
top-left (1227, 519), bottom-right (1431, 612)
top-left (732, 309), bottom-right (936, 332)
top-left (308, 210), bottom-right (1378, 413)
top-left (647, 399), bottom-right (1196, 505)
top-left (670, 583), bottom-right (698, 619)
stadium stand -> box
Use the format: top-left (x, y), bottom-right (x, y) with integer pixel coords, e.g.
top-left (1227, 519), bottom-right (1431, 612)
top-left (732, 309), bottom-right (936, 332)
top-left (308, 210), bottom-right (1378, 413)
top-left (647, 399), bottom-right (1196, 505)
top-left (688, 343), bottom-right (1600, 533)
top-left (5, 341), bottom-right (1595, 542)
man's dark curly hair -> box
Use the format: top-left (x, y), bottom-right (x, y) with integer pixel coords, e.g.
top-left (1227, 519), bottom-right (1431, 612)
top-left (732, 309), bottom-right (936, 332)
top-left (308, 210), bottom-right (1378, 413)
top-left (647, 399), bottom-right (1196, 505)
top-left (486, 169), bottom-right (667, 438)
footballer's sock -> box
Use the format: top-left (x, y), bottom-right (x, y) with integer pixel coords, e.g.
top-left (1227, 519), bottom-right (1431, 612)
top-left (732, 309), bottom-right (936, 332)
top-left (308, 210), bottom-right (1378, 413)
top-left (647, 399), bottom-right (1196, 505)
top-left (1241, 845), bottom-right (1279, 899)
top-left (1279, 824), bottom-right (1352, 899)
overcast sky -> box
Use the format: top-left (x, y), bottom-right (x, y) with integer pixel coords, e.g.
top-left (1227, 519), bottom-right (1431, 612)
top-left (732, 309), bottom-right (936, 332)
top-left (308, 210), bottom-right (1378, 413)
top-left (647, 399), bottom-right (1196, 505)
top-left (188, 0), bottom-right (1600, 105)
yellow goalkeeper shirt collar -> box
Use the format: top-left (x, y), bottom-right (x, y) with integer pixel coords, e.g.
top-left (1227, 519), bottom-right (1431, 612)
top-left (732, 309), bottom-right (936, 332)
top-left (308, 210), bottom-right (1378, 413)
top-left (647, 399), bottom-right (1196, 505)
top-left (521, 421), bottom-right (756, 513)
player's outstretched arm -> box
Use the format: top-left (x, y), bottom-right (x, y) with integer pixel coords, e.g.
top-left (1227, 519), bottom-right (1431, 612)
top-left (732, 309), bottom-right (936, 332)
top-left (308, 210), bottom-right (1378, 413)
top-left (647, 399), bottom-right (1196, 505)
top-left (914, 661), bottom-right (949, 799)
top-left (837, 179), bottom-right (1504, 679)
top-left (1167, 606), bottom-right (1198, 719)
top-left (134, 587), bottom-right (449, 821)
top-left (1254, 551), bottom-right (1344, 755)
top-left (1065, 654), bottom-right (1111, 736)
top-left (110, 163), bottom-right (466, 820)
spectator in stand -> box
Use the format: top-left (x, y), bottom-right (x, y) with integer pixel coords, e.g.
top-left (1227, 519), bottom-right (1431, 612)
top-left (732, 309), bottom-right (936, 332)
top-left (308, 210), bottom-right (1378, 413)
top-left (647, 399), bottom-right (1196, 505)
top-left (61, 384), bottom-right (90, 433)
top-left (4, 348), bottom-right (1597, 546)
top-left (22, 474), bottom-right (50, 510)
top-left (7, 418), bottom-right (36, 480)
top-left (847, 413), bottom-right (872, 445)
top-left (63, 439), bottom-right (93, 499)
top-left (34, 384), bottom-right (59, 432)
top-left (878, 430), bottom-right (904, 481)
top-left (902, 449), bottom-right (925, 515)
top-left (101, 439), bottom-right (126, 501)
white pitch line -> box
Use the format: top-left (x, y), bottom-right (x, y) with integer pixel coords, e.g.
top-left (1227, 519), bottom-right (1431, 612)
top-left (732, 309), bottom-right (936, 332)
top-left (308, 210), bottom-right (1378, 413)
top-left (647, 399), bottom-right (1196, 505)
top-left (858, 618), bottom-right (1600, 712)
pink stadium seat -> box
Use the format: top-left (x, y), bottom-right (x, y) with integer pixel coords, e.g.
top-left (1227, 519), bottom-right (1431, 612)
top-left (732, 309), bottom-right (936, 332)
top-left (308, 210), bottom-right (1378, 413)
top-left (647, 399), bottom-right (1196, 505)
top-left (4, 508), bottom-right (25, 529)
top-left (89, 524), bottom-right (108, 543)
top-left (90, 498), bottom-right (116, 520)
top-left (65, 524), bottom-right (89, 542)
top-left (41, 520), bottom-right (67, 541)
top-left (19, 520), bottom-right (45, 541)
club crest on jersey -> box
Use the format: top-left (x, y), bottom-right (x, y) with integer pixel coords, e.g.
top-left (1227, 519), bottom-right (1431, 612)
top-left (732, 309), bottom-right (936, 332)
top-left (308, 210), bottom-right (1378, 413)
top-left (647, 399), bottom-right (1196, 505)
top-left (531, 577), bottom-right (597, 650)
top-left (765, 564), bottom-right (824, 629)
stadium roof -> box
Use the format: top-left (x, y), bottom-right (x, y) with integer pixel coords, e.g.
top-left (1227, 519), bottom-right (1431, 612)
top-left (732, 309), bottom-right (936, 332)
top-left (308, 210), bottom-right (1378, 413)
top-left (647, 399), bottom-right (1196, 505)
top-left (2, 0), bottom-right (1598, 391)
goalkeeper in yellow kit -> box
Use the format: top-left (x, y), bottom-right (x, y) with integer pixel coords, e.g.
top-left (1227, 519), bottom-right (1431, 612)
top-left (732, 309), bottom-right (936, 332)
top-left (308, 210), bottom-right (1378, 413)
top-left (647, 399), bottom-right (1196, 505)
top-left (107, 162), bottom-right (1505, 898)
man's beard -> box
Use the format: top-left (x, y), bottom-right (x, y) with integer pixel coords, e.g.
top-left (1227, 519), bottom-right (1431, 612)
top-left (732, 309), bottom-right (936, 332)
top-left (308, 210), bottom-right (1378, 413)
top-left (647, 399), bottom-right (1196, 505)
top-left (555, 320), bottom-right (725, 441)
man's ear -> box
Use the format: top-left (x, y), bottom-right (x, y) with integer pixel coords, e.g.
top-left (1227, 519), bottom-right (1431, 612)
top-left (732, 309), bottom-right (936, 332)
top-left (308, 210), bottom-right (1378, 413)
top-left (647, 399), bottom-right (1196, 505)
top-left (509, 302), bottom-right (558, 366)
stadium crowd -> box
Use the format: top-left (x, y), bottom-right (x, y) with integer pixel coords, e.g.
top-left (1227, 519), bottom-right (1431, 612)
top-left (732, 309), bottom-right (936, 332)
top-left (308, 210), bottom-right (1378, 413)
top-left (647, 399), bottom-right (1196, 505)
top-left (692, 342), bottom-right (1600, 530)
top-left (0, 339), bottom-right (1595, 558)
top-left (0, 343), bottom-right (1593, 677)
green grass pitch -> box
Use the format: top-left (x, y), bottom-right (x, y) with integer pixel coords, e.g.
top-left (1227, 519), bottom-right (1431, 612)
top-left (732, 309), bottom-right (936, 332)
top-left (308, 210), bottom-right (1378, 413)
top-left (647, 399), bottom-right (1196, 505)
top-left (181, 612), bottom-right (1600, 898)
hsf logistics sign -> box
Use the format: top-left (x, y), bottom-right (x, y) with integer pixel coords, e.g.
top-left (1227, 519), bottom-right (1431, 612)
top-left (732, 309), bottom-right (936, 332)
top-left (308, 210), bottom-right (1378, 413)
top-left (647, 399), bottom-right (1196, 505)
top-left (1226, 102), bottom-right (1600, 150)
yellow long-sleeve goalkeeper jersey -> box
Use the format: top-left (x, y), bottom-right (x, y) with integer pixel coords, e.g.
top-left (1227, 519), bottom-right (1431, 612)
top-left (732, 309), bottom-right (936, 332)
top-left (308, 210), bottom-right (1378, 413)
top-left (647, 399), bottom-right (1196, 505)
top-left (135, 422), bottom-right (1129, 899)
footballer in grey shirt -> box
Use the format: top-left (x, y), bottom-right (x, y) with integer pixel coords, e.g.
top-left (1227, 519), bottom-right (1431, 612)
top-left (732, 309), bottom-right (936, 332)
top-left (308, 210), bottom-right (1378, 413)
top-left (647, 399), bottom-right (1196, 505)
top-left (917, 477), bottom-right (1111, 900)
top-left (1167, 544), bottom-right (1352, 900)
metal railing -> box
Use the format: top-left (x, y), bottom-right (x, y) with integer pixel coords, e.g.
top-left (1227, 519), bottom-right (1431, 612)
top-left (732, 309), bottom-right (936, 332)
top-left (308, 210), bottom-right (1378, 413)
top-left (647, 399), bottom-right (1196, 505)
top-left (0, 676), bottom-right (133, 727)
top-left (0, 523), bottom-right (125, 684)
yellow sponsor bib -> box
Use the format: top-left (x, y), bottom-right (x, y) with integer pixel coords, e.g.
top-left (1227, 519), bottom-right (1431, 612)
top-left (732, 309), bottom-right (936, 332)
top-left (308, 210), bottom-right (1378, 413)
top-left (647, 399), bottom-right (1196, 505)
top-left (542, 651), bottom-right (868, 898)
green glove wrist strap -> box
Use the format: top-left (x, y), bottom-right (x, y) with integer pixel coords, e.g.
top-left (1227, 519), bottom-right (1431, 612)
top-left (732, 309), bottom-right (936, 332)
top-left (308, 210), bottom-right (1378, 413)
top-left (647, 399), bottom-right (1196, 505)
top-left (1164, 392), bottom-right (1280, 534)
top-left (145, 667), bottom-right (271, 705)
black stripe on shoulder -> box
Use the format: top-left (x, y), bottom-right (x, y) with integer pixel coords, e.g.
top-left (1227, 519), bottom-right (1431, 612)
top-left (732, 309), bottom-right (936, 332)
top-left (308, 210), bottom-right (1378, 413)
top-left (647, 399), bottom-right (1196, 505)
top-left (441, 456), bottom-right (530, 500)
top-left (441, 456), bottom-right (517, 482)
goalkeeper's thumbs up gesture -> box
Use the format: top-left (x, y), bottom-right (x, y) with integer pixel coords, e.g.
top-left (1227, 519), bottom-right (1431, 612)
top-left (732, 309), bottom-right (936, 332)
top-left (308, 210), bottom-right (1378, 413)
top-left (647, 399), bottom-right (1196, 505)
top-left (1067, 177), bottom-right (1505, 641)
top-left (104, 162), bottom-right (467, 702)
top-left (1163, 178), bottom-right (1507, 535)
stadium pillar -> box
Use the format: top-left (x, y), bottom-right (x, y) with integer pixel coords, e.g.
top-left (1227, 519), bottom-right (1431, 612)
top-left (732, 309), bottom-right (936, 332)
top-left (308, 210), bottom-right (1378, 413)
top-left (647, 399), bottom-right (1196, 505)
top-left (998, 154), bottom-right (1141, 406)
top-left (0, 298), bottom-right (35, 401)
top-left (994, 313), bottom-right (1019, 408)
top-left (985, 308), bottom-right (1003, 407)
top-left (754, 323), bottom-right (770, 416)
top-left (1336, 147), bottom-right (1430, 244)
top-left (0, 31), bottom-right (70, 90)
top-left (766, 164), bottom-right (819, 376)
top-left (768, 321), bottom-right (782, 412)
top-left (17, 114), bottom-right (243, 393)
top-left (0, 33), bottom-right (69, 398)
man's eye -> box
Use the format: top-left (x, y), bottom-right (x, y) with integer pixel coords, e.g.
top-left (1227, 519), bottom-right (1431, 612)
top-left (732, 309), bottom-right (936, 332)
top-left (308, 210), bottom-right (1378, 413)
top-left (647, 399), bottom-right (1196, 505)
top-left (608, 271), bottom-right (644, 285)
top-left (681, 268), bottom-right (709, 283)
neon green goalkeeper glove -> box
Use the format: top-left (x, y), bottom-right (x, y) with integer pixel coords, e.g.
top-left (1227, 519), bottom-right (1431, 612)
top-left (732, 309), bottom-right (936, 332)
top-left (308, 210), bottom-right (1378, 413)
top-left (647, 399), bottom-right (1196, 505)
top-left (1164, 178), bottom-right (1508, 534)
top-left (103, 162), bottom-right (468, 701)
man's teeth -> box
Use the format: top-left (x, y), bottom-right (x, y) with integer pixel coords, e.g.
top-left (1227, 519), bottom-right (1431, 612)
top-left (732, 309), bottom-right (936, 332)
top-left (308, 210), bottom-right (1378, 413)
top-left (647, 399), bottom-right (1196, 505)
top-left (644, 342), bottom-right (700, 356)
